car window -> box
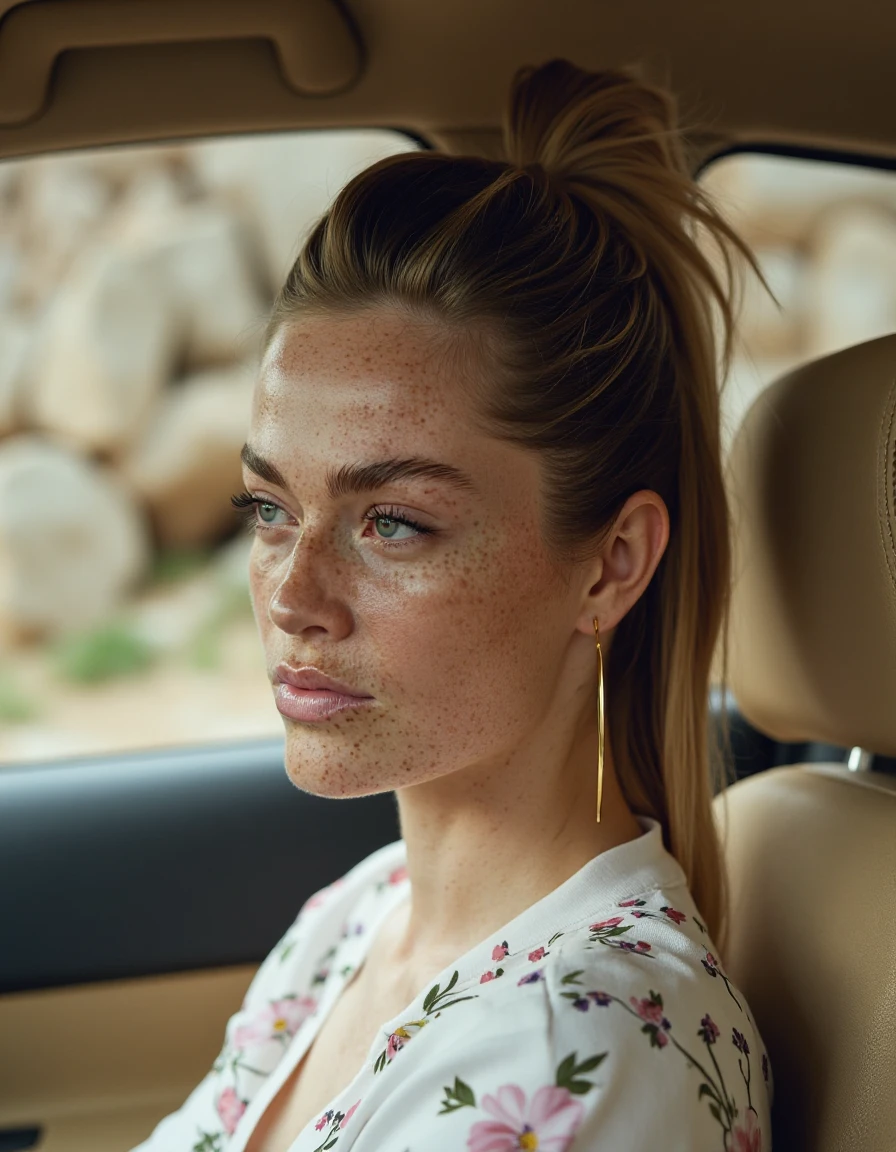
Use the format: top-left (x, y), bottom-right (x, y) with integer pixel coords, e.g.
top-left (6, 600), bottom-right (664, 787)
top-left (700, 151), bottom-right (896, 453)
top-left (0, 130), bottom-right (417, 765)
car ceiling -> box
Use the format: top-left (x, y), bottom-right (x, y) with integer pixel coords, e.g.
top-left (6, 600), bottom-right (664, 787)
top-left (0, 0), bottom-right (892, 165)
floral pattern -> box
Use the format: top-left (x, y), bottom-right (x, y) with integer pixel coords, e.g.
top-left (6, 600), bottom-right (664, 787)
top-left (130, 823), bottom-right (772, 1152)
top-left (557, 968), bottom-right (768, 1150)
top-left (438, 1051), bottom-right (606, 1151)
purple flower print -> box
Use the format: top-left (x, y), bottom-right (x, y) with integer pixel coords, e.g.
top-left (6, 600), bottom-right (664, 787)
top-left (571, 996), bottom-right (590, 1011)
top-left (518, 970), bottom-right (544, 986)
top-left (725, 1108), bottom-right (762, 1152)
top-left (232, 995), bottom-right (317, 1048)
top-left (699, 1014), bottom-right (720, 1044)
top-left (588, 991), bottom-right (612, 1006)
top-left (492, 941), bottom-right (510, 962)
top-left (618, 940), bottom-right (652, 953)
top-left (732, 1028), bottom-right (750, 1056)
top-left (467, 1084), bottom-right (585, 1152)
top-left (702, 952), bottom-right (720, 977)
top-left (215, 1087), bottom-right (246, 1135)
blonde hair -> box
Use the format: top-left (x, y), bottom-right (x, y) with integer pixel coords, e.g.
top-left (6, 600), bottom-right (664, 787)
top-left (265, 59), bottom-right (760, 948)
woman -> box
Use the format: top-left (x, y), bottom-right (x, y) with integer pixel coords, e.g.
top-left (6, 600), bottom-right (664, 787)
top-left (132, 59), bottom-right (772, 1152)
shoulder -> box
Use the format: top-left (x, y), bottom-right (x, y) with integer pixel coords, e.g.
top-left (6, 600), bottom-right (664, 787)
top-left (372, 881), bottom-right (773, 1152)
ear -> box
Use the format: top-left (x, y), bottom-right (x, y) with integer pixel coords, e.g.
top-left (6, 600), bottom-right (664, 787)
top-left (575, 489), bottom-right (670, 638)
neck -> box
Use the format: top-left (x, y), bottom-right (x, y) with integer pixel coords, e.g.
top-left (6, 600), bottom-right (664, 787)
top-left (381, 717), bottom-right (643, 978)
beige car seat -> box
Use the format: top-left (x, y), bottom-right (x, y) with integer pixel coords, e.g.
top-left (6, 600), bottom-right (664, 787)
top-left (714, 332), bottom-right (896, 1152)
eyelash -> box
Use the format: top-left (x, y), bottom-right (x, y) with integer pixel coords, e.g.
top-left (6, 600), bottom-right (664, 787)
top-left (229, 491), bottom-right (436, 548)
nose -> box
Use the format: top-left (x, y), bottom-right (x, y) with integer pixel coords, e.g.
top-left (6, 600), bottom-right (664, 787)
top-left (266, 528), bottom-right (353, 639)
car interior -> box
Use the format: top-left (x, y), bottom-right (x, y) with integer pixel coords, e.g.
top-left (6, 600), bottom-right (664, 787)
top-left (0, 2), bottom-right (894, 1151)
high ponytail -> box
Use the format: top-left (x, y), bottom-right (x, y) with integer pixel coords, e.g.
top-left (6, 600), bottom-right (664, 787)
top-left (265, 59), bottom-right (762, 950)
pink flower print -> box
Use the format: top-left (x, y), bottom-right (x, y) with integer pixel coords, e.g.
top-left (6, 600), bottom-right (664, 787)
top-left (315, 1109), bottom-right (334, 1131)
top-left (653, 1029), bottom-right (669, 1048)
top-left (618, 898), bottom-right (641, 907)
top-left (630, 995), bottom-right (665, 1026)
top-left (232, 995), bottom-right (316, 1048)
top-left (492, 941), bottom-right (510, 962)
top-left (480, 970), bottom-right (496, 984)
top-left (632, 911), bottom-right (648, 918)
top-left (388, 865), bottom-right (408, 885)
top-left (702, 952), bottom-right (720, 977)
top-left (528, 946), bottom-right (546, 962)
top-left (725, 1109), bottom-right (762, 1152)
top-left (386, 1026), bottom-right (411, 1060)
top-left (467, 1083), bottom-right (585, 1152)
top-left (661, 905), bottom-right (687, 924)
top-left (589, 916), bottom-right (623, 930)
top-left (215, 1087), bottom-right (246, 1135)
top-left (342, 1100), bottom-right (360, 1127)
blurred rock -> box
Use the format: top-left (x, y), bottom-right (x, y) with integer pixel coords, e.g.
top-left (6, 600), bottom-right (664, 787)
top-left (0, 435), bottom-right (151, 642)
top-left (734, 245), bottom-right (807, 359)
top-left (119, 363), bottom-right (255, 548)
top-left (155, 205), bottom-right (268, 367)
top-left (704, 154), bottom-right (896, 249)
top-left (15, 155), bottom-right (113, 311)
top-left (803, 204), bottom-right (896, 359)
top-left (29, 242), bottom-right (179, 454)
top-left (0, 314), bottom-right (33, 435)
top-left (191, 131), bottom-right (414, 291)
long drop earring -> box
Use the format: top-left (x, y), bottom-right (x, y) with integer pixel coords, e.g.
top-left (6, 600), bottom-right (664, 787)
top-left (593, 616), bottom-right (604, 823)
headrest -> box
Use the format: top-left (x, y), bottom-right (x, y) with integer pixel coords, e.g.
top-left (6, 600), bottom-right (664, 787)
top-left (725, 332), bottom-right (896, 757)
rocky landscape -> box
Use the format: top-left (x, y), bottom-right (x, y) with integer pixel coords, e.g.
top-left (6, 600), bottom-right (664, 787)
top-left (0, 138), bottom-right (893, 763)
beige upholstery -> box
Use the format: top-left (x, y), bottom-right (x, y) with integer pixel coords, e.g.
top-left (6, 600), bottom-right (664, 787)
top-left (725, 332), bottom-right (896, 755)
top-left (714, 332), bottom-right (896, 1151)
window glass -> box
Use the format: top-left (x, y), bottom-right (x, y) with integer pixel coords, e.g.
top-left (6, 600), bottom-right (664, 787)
top-left (700, 153), bottom-right (896, 452)
top-left (0, 130), bottom-right (417, 764)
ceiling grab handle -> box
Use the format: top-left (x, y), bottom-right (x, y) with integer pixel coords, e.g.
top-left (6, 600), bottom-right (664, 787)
top-left (0, 0), bottom-right (363, 125)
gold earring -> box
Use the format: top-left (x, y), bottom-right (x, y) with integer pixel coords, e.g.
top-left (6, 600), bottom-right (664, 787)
top-left (593, 616), bottom-right (604, 823)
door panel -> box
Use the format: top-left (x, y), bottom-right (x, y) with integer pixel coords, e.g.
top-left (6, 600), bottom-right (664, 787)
top-left (0, 739), bottom-right (401, 1149)
top-left (0, 965), bottom-right (256, 1152)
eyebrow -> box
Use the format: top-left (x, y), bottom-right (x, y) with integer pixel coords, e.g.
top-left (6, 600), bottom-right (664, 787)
top-left (240, 443), bottom-right (479, 501)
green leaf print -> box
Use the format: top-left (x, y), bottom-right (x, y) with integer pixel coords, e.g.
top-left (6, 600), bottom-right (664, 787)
top-left (555, 1050), bottom-right (608, 1095)
top-left (438, 1075), bottom-right (477, 1114)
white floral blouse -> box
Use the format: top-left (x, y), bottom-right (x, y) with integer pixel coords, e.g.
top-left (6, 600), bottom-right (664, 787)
top-left (130, 817), bottom-right (772, 1152)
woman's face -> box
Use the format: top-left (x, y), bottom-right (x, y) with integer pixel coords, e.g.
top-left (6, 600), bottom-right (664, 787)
top-left (244, 308), bottom-right (589, 798)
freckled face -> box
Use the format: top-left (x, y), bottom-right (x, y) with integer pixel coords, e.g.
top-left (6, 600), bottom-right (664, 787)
top-left (245, 309), bottom-right (578, 798)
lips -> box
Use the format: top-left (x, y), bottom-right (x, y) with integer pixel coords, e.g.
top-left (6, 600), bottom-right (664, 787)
top-left (274, 663), bottom-right (372, 698)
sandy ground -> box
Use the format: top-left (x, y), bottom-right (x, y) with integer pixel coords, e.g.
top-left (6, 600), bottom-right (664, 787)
top-left (0, 577), bottom-right (283, 765)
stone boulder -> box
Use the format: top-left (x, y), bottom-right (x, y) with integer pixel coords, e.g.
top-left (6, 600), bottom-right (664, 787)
top-left (118, 362), bottom-right (255, 548)
top-left (0, 314), bottom-right (33, 436)
top-left (803, 204), bottom-right (896, 359)
top-left (28, 241), bottom-right (179, 455)
top-left (0, 435), bottom-right (151, 643)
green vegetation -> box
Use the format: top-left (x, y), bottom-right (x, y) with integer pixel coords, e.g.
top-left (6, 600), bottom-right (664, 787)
top-left (0, 667), bottom-right (39, 723)
top-left (51, 621), bottom-right (156, 684)
top-left (148, 546), bottom-right (211, 585)
top-left (187, 578), bottom-right (254, 671)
